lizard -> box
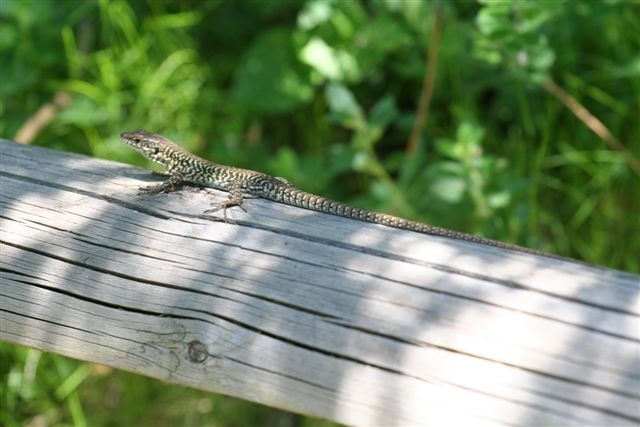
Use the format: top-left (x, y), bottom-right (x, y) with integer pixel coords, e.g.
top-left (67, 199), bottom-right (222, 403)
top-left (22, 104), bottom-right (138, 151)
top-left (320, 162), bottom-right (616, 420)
top-left (121, 130), bottom-right (547, 255)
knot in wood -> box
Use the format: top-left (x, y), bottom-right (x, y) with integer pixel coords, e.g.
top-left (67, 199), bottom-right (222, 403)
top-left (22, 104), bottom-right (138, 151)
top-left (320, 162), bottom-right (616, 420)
top-left (187, 340), bottom-right (208, 363)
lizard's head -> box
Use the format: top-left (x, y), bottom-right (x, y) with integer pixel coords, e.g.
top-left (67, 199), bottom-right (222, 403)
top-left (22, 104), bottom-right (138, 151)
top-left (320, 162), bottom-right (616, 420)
top-left (121, 130), bottom-right (179, 167)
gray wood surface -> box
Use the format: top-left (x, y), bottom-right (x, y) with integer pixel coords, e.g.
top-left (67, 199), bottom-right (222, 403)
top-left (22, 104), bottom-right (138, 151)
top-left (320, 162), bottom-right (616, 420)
top-left (1, 139), bottom-right (639, 426)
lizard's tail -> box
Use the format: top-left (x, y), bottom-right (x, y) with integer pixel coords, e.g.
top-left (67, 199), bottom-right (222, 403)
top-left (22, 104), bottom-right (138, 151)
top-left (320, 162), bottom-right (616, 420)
top-left (268, 186), bottom-right (542, 253)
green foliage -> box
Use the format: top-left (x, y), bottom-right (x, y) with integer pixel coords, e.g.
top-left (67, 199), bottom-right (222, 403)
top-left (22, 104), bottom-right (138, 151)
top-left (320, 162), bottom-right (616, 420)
top-left (232, 28), bottom-right (315, 113)
top-left (1, 344), bottom-right (89, 427)
top-left (475, 0), bottom-right (560, 83)
top-left (2, 344), bottom-right (335, 427)
top-left (1, 0), bottom-right (639, 425)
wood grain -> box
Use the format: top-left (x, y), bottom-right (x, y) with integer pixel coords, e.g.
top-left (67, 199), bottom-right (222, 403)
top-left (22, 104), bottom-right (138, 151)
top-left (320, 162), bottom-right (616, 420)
top-left (1, 139), bottom-right (638, 426)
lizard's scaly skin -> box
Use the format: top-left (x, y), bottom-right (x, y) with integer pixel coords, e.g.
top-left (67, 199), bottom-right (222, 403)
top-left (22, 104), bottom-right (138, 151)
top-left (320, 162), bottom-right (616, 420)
top-left (121, 130), bottom-right (546, 255)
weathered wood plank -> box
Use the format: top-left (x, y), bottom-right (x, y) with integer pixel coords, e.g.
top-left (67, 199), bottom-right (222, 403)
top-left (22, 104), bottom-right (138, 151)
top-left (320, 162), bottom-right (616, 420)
top-left (1, 139), bottom-right (638, 426)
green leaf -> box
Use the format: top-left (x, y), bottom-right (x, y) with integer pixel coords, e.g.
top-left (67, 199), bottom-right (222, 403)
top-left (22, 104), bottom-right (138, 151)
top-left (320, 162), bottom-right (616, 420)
top-left (369, 96), bottom-right (398, 129)
top-left (297, 0), bottom-right (334, 30)
top-left (477, 3), bottom-right (512, 37)
top-left (487, 190), bottom-right (512, 209)
top-left (328, 143), bottom-right (358, 175)
top-left (351, 16), bottom-right (412, 73)
top-left (324, 82), bottom-right (364, 128)
top-left (231, 29), bottom-right (315, 114)
top-left (429, 174), bottom-right (467, 204)
top-left (351, 150), bottom-right (378, 175)
top-left (299, 37), bottom-right (359, 81)
top-left (435, 121), bottom-right (485, 162)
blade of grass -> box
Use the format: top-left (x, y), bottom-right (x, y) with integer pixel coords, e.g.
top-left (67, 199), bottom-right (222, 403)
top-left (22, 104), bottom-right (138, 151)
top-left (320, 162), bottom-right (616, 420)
top-left (543, 78), bottom-right (640, 177)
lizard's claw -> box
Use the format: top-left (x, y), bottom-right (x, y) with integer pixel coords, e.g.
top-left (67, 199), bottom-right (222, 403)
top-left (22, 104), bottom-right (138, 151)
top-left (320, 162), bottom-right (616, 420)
top-left (138, 182), bottom-right (174, 194)
top-left (204, 200), bottom-right (246, 222)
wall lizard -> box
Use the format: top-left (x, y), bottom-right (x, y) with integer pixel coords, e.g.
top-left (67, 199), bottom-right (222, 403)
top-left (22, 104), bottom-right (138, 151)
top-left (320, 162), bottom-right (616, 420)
top-left (121, 130), bottom-right (547, 255)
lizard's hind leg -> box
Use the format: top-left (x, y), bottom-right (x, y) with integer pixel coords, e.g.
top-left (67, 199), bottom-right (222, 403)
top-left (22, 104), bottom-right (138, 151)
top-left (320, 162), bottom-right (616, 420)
top-left (204, 181), bottom-right (247, 222)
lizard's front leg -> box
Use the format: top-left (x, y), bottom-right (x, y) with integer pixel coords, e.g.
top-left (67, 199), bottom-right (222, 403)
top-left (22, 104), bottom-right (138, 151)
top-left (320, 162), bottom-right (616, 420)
top-left (139, 173), bottom-right (184, 194)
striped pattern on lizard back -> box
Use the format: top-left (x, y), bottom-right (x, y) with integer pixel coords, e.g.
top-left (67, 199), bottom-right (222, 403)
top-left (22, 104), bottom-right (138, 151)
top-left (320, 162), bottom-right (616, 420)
top-left (121, 130), bottom-right (546, 255)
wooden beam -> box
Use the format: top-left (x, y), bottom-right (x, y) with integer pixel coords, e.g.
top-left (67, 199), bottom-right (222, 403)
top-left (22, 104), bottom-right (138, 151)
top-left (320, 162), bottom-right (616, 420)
top-left (1, 139), bottom-right (638, 426)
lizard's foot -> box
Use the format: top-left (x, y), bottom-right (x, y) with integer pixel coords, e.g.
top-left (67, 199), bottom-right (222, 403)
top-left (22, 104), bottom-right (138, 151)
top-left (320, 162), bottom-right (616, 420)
top-left (138, 182), bottom-right (174, 194)
top-left (204, 200), bottom-right (247, 222)
top-left (138, 176), bottom-right (182, 195)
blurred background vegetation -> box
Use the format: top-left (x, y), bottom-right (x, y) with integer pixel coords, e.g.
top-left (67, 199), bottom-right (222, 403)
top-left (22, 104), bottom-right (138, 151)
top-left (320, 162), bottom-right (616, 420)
top-left (1, 0), bottom-right (638, 426)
